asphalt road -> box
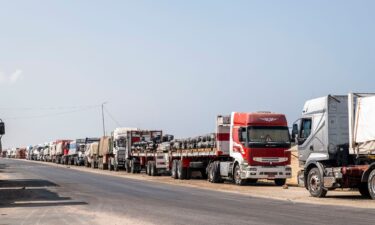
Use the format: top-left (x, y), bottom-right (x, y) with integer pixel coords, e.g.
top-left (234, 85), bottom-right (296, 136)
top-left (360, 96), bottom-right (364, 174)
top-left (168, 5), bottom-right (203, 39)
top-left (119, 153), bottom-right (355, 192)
top-left (0, 158), bottom-right (374, 225)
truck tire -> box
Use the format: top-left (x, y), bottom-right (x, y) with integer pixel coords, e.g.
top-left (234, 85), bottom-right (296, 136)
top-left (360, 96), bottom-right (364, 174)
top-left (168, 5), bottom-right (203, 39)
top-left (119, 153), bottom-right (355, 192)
top-left (307, 168), bottom-right (327, 198)
top-left (98, 158), bottom-right (103, 170)
top-left (125, 160), bottom-right (130, 173)
top-left (171, 160), bottom-right (178, 179)
top-left (186, 168), bottom-right (191, 180)
top-left (108, 158), bottom-right (113, 171)
top-left (208, 161), bottom-right (222, 183)
top-left (146, 161), bottom-right (151, 176)
top-left (150, 161), bottom-right (157, 176)
top-left (274, 179), bottom-right (286, 186)
top-left (367, 169), bottom-right (375, 199)
top-left (358, 182), bottom-right (370, 198)
top-left (248, 179), bottom-right (258, 184)
top-left (130, 159), bottom-right (137, 174)
top-left (233, 164), bottom-right (246, 186)
top-left (177, 160), bottom-right (187, 180)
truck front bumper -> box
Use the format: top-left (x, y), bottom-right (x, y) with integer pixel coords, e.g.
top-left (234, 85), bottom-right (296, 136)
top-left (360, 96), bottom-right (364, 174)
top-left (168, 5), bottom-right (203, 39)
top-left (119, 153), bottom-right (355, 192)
top-left (242, 165), bottom-right (292, 179)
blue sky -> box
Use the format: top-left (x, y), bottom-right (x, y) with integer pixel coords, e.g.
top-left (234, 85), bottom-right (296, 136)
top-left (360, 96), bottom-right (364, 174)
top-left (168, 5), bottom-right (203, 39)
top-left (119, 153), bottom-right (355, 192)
top-left (1, 0), bottom-right (375, 147)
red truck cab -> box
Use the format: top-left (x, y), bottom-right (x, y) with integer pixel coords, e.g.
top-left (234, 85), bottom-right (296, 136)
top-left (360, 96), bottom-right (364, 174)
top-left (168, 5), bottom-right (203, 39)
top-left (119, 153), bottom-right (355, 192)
top-left (227, 112), bottom-right (292, 185)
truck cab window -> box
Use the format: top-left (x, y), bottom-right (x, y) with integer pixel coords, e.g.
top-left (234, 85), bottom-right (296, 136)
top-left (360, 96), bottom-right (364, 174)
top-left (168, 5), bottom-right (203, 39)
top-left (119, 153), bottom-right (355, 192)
top-left (239, 127), bottom-right (247, 144)
top-left (300, 119), bottom-right (312, 140)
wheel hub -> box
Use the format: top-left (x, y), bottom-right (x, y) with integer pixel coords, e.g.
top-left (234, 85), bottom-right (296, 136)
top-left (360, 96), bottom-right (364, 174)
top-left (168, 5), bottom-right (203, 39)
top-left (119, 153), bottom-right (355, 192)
top-left (310, 174), bottom-right (320, 192)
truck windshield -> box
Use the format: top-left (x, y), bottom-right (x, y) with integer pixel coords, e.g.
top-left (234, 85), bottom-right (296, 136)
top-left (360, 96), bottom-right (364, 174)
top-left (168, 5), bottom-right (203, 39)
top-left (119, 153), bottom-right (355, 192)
top-left (248, 126), bottom-right (290, 148)
top-left (117, 138), bottom-right (126, 147)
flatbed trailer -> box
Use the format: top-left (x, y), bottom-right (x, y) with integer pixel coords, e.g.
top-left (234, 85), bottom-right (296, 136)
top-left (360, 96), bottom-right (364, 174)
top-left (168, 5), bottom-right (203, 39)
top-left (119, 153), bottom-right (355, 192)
top-left (124, 130), bottom-right (172, 175)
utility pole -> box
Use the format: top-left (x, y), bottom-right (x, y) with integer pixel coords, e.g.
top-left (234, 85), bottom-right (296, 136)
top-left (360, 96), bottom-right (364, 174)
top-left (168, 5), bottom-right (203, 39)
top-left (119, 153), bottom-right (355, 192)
top-left (101, 102), bottom-right (107, 136)
top-left (0, 119), bottom-right (4, 154)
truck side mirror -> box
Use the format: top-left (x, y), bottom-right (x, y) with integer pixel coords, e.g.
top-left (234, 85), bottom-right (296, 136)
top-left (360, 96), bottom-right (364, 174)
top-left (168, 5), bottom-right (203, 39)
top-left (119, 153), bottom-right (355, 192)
top-left (0, 122), bottom-right (5, 135)
top-left (291, 124), bottom-right (298, 143)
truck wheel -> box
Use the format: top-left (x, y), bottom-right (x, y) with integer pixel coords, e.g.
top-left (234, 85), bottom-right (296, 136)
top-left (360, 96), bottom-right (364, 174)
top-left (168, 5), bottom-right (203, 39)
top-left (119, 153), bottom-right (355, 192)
top-left (186, 168), bottom-right (191, 180)
top-left (171, 160), bottom-right (178, 179)
top-left (358, 182), bottom-right (370, 198)
top-left (109, 163), bottom-right (112, 171)
top-left (208, 161), bottom-right (222, 183)
top-left (233, 164), bottom-right (245, 186)
top-left (146, 161), bottom-right (151, 176)
top-left (130, 159), bottom-right (136, 174)
top-left (368, 169), bottom-right (375, 199)
top-left (307, 168), bottom-right (327, 198)
top-left (177, 160), bottom-right (186, 180)
top-left (274, 179), bottom-right (286, 186)
top-left (150, 161), bottom-right (157, 176)
top-left (125, 160), bottom-right (130, 173)
top-left (248, 179), bottom-right (258, 184)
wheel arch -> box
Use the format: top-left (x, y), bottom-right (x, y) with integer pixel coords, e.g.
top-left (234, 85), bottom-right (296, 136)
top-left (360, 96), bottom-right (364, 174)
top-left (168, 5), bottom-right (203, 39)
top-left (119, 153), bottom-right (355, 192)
top-left (231, 160), bottom-right (240, 177)
top-left (361, 162), bottom-right (375, 182)
top-left (304, 161), bottom-right (325, 189)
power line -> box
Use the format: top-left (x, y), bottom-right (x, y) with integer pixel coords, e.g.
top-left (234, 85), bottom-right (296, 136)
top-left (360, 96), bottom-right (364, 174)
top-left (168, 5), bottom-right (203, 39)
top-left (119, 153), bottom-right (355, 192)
top-left (3, 105), bottom-right (99, 120)
top-left (103, 106), bottom-right (122, 127)
top-left (0, 104), bottom-right (101, 111)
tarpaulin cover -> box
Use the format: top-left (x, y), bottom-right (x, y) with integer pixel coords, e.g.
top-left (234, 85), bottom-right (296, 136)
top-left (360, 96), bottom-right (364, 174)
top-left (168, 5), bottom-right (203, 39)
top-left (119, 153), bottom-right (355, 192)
top-left (99, 136), bottom-right (111, 156)
top-left (87, 142), bottom-right (99, 156)
top-left (355, 96), bottom-right (375, 153)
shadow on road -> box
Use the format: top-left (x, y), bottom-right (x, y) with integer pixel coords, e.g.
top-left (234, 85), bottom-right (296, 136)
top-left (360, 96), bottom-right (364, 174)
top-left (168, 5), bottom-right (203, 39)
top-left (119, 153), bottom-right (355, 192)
top-left (0, 179), bottom-right (58, 188)
top-left (0, 163), bottom-right (8, 169)
top-left (0, 179), bottom-right (87, 208)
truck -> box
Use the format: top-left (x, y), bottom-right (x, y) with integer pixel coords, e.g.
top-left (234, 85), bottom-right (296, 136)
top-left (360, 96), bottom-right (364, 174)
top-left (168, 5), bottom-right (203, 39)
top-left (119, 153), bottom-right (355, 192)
top-left (92, 136), bottom-right (112, 170)
top-left (0, 120), bottom-right (4, 154)
top-left (167, 112), bottom-right (292, 185)
top-left (41, 143), bottom-right (51, 162)
top-left (109, 127), bottom-right (139, 171)
top-left (26, 145), bottom-right (33, 160)
top-left (66, 138), bottom-right (99, 166)
top-left (84, 142), bottom-right (99, 168)
top-left (123, 130), bottom-right (171, 175)
top-left (16, 148), bottom-right (26, 159)
top-left (292, 93), bottom-right (375, 199)
top-left (54, 140), bottom-right (71, 164)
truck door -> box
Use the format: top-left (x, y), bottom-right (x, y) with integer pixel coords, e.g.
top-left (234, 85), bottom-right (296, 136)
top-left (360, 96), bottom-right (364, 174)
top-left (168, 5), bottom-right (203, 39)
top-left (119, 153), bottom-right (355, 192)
top-left (298, 118), bottom-right (313, 162)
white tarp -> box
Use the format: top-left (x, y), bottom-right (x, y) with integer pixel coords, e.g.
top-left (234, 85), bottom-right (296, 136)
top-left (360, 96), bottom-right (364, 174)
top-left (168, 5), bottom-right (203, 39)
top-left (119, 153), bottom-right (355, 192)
top-left (354, 96), bottom-right (375, 153)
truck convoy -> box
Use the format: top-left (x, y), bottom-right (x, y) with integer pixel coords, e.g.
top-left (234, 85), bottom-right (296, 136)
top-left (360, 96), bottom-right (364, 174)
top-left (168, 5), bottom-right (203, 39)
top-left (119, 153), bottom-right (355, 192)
top-left (293, 93), bottom-right (375, 199)
top-left (15, 111), bottom-right (292, 187)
